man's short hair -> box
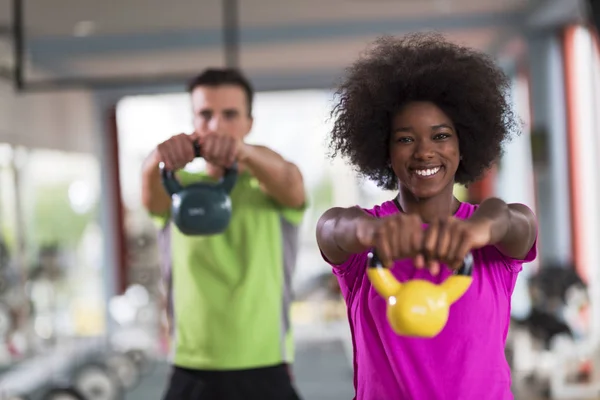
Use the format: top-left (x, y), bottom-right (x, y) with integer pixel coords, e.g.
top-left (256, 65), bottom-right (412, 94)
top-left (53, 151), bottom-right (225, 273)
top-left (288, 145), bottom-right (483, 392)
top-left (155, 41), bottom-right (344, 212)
top-left (187, 68), bottom-right (254, 116)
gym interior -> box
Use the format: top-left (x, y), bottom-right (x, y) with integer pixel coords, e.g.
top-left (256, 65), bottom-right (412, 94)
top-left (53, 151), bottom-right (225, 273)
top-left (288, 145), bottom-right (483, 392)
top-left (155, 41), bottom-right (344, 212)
top-left (0, 0), bottom-right (599, 399)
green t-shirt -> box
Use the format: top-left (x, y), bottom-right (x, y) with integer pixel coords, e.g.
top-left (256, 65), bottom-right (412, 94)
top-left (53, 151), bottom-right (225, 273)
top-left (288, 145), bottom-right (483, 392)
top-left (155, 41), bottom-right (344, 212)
top-left (152, 169), bottom-right (306, 370)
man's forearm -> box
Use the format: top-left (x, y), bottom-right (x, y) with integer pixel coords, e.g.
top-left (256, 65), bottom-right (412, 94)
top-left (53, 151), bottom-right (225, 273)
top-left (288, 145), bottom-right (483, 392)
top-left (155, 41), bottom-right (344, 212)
top-left (141, 150), bottom-right (171, 215)
top-left (240, 144), bottom-right (305, 208)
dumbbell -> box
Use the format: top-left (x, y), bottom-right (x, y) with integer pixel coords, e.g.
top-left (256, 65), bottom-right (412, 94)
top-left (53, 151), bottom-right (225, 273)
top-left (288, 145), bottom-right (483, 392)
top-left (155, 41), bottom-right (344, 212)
top-left (73, 362), bottom-right (123, 400)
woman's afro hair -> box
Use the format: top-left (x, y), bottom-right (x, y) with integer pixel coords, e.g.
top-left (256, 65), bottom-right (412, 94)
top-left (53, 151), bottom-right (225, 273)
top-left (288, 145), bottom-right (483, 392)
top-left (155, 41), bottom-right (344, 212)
top-left (328, 32), bottom-right (520, 190)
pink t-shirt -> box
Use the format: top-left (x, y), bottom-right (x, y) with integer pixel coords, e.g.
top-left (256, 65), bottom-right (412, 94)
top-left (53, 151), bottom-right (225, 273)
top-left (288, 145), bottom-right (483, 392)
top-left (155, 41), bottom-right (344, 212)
top-left (324, 201), bottom-right (537, 400)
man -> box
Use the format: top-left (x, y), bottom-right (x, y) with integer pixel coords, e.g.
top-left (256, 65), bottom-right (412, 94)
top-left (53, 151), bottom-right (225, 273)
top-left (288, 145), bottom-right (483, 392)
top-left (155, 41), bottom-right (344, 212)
top-left (141, 68), bottom-right (306, 400)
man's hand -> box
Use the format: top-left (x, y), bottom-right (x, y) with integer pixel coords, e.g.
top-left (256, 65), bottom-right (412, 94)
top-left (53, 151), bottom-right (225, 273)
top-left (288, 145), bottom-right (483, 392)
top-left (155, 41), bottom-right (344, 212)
top-left (142, 133), bottom-right (198, 215)
top-left (198, 135), bottom-right (246, 168)
top-left (207, 140), bottom-right (306, 209)
top-left (155, 133), bottom-right (198, 171)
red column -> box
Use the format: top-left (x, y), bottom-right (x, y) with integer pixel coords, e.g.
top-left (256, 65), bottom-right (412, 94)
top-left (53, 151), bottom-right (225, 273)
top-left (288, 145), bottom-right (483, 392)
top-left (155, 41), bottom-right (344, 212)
top-left (467, 165), bottom-right (497, 204)
top-left (106, 105), bottom-right (128, 295)
top-left (563, 24), bottom-right (586, 282)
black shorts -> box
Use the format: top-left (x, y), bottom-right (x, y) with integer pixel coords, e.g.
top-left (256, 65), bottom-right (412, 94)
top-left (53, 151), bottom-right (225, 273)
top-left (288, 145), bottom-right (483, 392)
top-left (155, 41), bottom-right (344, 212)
top-left (161, 363), bottom-right (302, 400)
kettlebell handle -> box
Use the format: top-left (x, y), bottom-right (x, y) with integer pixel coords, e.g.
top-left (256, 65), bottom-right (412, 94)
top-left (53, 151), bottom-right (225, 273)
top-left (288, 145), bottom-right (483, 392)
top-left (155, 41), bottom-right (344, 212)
top-left (160, 141), bottom-right (238, 196)
top-left (368, 251), bottom-right (474, 276)
top-left (192, 141), bottom-right (202, 158)
top-left (159, 141), bottom-right (202, 193)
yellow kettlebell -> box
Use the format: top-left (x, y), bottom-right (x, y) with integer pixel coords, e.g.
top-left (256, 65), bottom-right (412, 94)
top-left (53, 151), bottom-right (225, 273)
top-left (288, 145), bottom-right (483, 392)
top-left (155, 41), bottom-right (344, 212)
top-left (366, 251), bottom-right (474, 338)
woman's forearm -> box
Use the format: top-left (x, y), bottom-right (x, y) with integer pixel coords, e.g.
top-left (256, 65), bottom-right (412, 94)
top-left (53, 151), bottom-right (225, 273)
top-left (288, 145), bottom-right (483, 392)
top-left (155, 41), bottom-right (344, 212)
top-left (469, 197), bottom-right (537, 259)
top-left (317, 207), bottom-right (376, 264)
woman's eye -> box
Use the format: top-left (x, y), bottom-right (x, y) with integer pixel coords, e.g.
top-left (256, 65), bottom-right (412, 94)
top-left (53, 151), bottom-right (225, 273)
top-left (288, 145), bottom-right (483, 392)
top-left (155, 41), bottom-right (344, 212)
top-left (397, 137), bottom-right (413, 143)
top-left (434, 133), bottom-right (450, 140)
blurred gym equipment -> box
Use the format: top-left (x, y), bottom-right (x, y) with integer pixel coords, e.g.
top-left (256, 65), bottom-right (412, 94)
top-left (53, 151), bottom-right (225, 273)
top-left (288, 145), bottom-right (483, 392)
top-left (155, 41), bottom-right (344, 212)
top-left (125, 348), bottom-right (154, 377)
top-left (507, 263), bottom-right (596, 399)
top-left (73, 362), bottom-right (123, 400)
top-left (42, 387), bottom-right (85, 400)
top-left (105, 352), bottom-right (141, 391)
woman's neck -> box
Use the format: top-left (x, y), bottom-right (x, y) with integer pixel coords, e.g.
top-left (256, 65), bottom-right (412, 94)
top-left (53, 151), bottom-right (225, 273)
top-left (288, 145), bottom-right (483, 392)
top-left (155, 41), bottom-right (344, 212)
top-left (396, 186), bottom-right (461, 223)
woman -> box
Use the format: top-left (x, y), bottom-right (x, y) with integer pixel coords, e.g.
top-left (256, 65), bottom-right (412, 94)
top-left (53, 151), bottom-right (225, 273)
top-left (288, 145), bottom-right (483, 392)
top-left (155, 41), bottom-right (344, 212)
top-left (316, 33), bottom-right (538, 399)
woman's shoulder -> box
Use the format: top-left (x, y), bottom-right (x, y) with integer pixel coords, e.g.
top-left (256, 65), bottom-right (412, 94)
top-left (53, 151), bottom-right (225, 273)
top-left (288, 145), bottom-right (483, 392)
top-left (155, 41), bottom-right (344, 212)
top-left (363, 199), bottom-right (399, 218)
top-left (364, 200), bottom-right (479, 219)
top-left (455, 202), bottom-right (477, 219)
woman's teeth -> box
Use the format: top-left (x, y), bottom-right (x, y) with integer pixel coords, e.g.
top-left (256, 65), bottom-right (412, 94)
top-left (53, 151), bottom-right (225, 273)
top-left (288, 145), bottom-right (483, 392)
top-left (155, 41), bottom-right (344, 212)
top-left (414, 167), bottom-right (441, 177)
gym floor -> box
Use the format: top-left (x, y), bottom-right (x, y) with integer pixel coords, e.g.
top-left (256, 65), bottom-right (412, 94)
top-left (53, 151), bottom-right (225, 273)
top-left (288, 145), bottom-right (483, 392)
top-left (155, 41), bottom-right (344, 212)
top-left (127, 338), bottom-right (560, 400)
top-left (127, 338), bottom-right (355, 400)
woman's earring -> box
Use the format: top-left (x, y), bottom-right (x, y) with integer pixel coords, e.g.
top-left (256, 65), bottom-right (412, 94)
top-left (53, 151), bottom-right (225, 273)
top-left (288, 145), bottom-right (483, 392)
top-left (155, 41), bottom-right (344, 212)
top-left (460, 155), bottom-right (463, 161)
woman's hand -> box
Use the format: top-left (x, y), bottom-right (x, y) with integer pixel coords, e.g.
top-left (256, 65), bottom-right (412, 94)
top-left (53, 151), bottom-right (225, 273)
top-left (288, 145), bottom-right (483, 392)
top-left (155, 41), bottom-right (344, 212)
top-left (355, 213), bottom-right (426, 268)
top-left (421, 217), bottom-right (492, 274)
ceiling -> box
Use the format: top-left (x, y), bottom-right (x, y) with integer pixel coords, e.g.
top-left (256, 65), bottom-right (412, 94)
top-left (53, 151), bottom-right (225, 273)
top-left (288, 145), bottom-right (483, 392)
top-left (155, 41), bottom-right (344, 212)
top-left (0, 0), bottom-right (589, 92)
top-left (2, 0), bottom-right (530, 35)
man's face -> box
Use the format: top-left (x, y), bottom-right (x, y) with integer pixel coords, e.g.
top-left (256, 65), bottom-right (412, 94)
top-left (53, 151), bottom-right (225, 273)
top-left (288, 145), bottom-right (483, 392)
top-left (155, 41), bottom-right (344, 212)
top-left (191, 84), bottom-right (253, 140)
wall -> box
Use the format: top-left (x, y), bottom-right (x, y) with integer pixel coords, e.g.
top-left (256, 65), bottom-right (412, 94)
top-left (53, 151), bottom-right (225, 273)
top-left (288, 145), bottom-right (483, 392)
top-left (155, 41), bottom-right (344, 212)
top-left (0, 80), bottom-right (96, 153)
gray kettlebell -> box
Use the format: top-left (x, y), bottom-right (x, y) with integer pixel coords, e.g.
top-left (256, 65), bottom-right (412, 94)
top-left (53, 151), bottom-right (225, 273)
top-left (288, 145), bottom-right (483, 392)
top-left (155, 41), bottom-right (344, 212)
top-left (160, 142), bottom-right (238, 236)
